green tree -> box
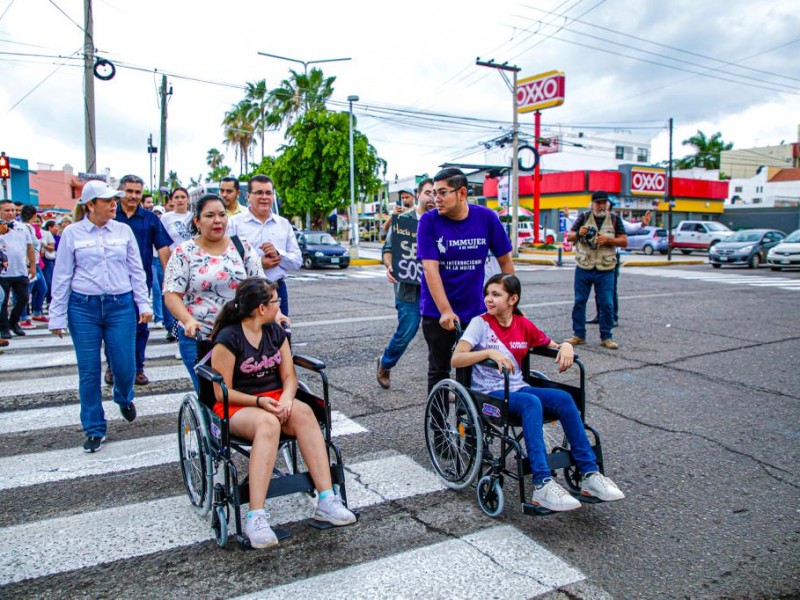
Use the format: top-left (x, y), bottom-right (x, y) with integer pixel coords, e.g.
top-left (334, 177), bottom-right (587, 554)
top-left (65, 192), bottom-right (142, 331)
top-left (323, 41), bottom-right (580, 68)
top-left (222, 100), bottom-right (255, 175)
top-left (271, 108), bottom-right (385, 222)
top-left (268, 67), bottom-right (336, 129)
top-left (676, 130), bottom-right (733, 170)
top-left (206, 165), bottom-right (232, 183)
top-left (166, 170), bottom-right (181, 189)
top-left (206, 147), bottom-right (224, 170)
top-left (244, 79), bottom-right (275, 160)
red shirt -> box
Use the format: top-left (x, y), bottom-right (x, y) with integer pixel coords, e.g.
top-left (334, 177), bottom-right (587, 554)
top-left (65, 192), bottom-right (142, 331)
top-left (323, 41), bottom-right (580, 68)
top-left (481, 313), bottom-right (551, 365)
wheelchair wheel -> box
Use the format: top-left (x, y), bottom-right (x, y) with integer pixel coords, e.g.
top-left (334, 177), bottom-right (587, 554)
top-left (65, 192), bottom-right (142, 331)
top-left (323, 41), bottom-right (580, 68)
top-left (561, 425), bottom-right (601, 494)
top-left (178, 394), bottom-right (213, 516)
top-left (476, 475), bottom-right (504, 518)
top-left (211, 505), bottom-right (228, 547)
top-left (425, 379), bottom-right (483, 490)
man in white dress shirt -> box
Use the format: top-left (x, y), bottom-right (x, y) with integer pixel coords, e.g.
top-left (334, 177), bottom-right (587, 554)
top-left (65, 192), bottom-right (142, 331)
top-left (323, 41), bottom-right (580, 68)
top-left (228, 175), bottom-right (301, 315)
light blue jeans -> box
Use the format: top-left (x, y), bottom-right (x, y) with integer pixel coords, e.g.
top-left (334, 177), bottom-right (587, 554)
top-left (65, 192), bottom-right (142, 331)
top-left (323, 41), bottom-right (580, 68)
top-left (177, 325), bottom-right (200, 393)
top-left (68, 292), bottom-right (136, 438)
top-left (380, 299), bottom-right (421, 370)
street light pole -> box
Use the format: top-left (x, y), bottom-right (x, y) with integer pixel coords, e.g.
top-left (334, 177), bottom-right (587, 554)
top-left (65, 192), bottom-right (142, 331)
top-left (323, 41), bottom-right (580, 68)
top-left (257, 52), bottom-right (351, 76)
top-left (348, 95), bottom-right (360, 258)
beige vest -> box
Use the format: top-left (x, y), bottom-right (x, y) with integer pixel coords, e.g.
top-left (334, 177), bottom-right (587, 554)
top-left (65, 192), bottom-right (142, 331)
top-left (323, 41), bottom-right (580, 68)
top-left (575, 212), bottom-right (617, 271)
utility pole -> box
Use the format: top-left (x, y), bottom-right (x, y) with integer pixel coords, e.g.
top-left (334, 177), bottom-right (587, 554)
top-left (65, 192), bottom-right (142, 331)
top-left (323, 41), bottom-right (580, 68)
top-left (667, 117), bottom-right (674, 262)
top-left (158, 75), bottom-right (170, 193)
top-left (476, 59), bottom-right (521, 256)
top-left (83, 0), bottom-right (96, 173)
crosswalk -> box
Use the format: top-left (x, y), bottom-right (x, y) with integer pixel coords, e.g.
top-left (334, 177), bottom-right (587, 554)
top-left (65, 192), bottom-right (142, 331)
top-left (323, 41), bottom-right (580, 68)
top-left (626, 267), bottom-right (800, 291)
top-left (0, 321), bottom-right (597, 598)
top-left (288, 264), bottom-right (559, 282)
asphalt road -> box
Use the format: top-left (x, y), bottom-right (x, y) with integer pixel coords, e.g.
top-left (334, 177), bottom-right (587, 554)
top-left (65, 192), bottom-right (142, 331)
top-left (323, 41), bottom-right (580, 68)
top-left (0, 261), bottom-right (798, 599)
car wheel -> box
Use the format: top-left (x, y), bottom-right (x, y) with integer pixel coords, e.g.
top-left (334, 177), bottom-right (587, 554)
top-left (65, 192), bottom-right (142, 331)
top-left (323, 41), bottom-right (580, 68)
top-left (680, 249), bottom-right (692, 255)
top-left (643, 244), bottom-right (654, 255)
top-left (770, 266), bottom-right (782, 271)
top-left (302, 255), bottom-right (314, 270)
top-left (338, 262), bottom-right (348, 269)
top-left (711, 263), bottom-right (721, 268)
top-left (749, 254), bottom-right (761, 269)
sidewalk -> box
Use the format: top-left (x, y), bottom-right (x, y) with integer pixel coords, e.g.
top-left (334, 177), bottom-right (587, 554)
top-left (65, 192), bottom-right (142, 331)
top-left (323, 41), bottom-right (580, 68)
top-left (354, 241), bottom-right (706, 268)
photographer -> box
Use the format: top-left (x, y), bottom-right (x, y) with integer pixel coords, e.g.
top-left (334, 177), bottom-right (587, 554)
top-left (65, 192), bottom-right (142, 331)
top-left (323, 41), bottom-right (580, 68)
top-left (0, 200), bottom-right (36, 339)
top-left (564, 191), bottom-right (627, 350)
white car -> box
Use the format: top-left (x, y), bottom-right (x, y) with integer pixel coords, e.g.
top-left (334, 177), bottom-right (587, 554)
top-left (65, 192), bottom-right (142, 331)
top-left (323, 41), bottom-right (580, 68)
top-left (516, 221), bottom-right (557, 246)
top-left (766, 228), bottom-right (800, 270)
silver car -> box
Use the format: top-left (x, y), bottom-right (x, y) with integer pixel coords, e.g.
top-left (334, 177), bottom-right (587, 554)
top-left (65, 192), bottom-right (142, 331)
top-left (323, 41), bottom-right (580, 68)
top-left (767, 228), bottom-right (800, 271)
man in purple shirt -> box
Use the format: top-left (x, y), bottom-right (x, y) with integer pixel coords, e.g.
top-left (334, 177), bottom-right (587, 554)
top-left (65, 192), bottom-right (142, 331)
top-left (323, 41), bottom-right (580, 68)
top-left (111, 174), bottom-right (172, 385)
top-left (417, 168), bottom-right (514, 392)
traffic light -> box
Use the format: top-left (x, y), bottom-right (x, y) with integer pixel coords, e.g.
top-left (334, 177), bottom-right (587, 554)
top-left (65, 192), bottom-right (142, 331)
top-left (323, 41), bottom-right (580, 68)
top-left (0, 153), bottom-right (10, 180)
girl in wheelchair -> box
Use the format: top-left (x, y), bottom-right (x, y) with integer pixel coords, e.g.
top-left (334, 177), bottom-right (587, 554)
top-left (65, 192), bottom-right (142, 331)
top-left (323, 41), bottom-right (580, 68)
top-left (451, 274), bottom-right (624, 512)
top-left (209, 277), bottom-right (356, 548)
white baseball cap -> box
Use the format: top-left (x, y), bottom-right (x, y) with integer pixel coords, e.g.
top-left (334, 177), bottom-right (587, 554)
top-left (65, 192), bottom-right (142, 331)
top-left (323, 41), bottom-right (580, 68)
top-left (153, 205), bottom-right (165, 215)
top-left (80, 180), bottom-right (124, 204)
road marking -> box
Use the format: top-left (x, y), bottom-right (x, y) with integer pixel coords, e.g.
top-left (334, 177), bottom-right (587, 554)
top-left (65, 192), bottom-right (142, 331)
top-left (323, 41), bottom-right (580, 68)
top-left (0, 343), bottom-right (178, 372)
top-left (0, 365), bottom-right (189, 398)
top-left (0, 412), bottom-right (366, 490)
top-left (627, 268), bottom-right (800, 291)
top-left (0, 454), bottom-right (445, 585)
top-left (232, 525), bottom-right (585, 600)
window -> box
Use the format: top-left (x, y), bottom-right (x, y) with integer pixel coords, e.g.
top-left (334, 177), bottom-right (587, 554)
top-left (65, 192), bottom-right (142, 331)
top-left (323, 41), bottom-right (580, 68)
top-left (615, 146), bottom-right (625, 160)
top-left (734, 186), bottom-right (743, 193)
top-left (636, 148), bottom-right (649, 162)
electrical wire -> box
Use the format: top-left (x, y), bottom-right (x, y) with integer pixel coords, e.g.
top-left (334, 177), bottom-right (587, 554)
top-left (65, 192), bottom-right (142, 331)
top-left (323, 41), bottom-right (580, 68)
top-left (0, 0), bottom-right (14, 23)
top-left (6, 47), bottom-right (81, 112)
top-left (45, 0), bottom-right (90, 39)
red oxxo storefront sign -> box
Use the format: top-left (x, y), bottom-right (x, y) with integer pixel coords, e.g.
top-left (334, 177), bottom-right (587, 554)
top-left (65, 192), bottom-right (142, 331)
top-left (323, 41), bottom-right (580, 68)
top-left (517, 70), bottom-right (566, 113)
top-left (630, 167), bottom-right (666, 196)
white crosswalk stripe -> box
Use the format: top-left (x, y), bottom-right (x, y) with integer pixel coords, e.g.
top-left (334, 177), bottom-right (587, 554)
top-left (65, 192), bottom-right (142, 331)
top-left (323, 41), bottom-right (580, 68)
top-left (626, 267), bottom-right (800, 292)
top-left (0, 320), bottom-right (596, 597)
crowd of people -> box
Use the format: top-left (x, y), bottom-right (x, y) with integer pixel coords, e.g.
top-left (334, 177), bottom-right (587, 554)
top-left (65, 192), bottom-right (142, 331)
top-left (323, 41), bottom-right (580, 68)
top-left (0, 166), bottom-right (636, 544)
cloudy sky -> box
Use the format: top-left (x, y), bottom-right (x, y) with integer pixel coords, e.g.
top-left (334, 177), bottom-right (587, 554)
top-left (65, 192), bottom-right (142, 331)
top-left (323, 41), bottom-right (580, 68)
top-left (1, 0), bottom-right (798, 189)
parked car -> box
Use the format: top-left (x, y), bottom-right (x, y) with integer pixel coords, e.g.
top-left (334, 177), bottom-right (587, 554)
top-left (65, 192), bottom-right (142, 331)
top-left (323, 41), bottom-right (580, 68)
top-left (708, 229), bottom-right (785, 269)
top-left (766, 228), bottom-right (800, 270)
top-left (670, 220), bottom-right (733, 254)
top-left (516, 221), bottom-right (557, 246)
top-left (296, 230), bottom-right (350, 269)
top-left (625, 226), bottom-right (668, 255)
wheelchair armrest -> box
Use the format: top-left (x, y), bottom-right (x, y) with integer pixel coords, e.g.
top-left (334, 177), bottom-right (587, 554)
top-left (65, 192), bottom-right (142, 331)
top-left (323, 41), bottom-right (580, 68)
top-left (195, 364), bottom-right (224, 383)
top-left (293, 354), bottom-right (326, 372)
top-left (530, 346), bottom-right (580, 361)
top-left (477, 357), bottom-right (500, 370)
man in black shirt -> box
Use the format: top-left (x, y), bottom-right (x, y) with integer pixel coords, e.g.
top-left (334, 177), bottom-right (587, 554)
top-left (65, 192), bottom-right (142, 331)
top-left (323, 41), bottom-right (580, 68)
top-left (564, 191), bottom-right (627, 349)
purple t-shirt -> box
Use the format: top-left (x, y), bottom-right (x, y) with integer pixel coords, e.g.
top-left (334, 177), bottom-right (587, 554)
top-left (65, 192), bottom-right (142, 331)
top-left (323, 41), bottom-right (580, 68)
top-left (417, 204), bottom-right (512, 321)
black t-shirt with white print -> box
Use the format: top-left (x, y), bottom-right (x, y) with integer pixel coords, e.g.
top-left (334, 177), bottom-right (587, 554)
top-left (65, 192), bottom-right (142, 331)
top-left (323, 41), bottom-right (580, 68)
top-left (213, 322), bottom-right (287, 395)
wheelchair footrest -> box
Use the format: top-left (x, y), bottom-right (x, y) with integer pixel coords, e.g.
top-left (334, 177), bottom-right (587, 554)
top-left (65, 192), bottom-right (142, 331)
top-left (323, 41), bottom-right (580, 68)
top-left (307, 510), bottom-right (360, 530)
top-left (522, 502), bottom-right (555, 517)
top-left (273, 527), bottom-right (292, 541)
top-left (575, 493), bottom-right (602, 504)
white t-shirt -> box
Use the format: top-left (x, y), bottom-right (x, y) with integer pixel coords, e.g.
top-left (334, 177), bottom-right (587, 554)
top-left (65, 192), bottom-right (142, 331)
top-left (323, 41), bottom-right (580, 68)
top-left (160, 211), bottom-right (194, 250)
top-left (41, 230), bottom-right (56, 260)
top-left (0, 225), bottom-right (33, 277)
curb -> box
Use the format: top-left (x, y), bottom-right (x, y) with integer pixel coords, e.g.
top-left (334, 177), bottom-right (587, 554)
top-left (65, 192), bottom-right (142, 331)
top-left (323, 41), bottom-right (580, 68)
top-left (514, 257), bottom-right (558, 266)
top-left (350, 258), bottom-right (382, 266)
top-left (622, 259), bottom-right (705, 267)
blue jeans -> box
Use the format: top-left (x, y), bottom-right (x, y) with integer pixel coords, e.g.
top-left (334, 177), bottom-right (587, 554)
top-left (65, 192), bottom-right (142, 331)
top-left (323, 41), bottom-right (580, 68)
top-left (42, 258), bottom-right (55, 306)
top-left (29, 266), bottom-right (47, 315)
top-left (490, 386), bottom-right (599, 485)
top-left (177, 326), bottom-right (200, 393)
top-left (572, 267), bottom-right (615, 341)
top-left (380, 299), bottom-right (421, 370)
top-left (592, 259), bottom-right (620, 323)
top-left (151, 262), bottom-right (163, 323)
top-left (276, 278), bottom-right (289, 316)
top-left (68, 292), bottom-right (136, 438)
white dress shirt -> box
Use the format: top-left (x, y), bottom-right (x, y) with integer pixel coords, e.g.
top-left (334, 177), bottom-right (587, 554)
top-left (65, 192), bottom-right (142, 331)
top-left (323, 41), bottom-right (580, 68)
top-left (49, 217), bottom-right (151, 330)
top-left (227, 208), bottom-right (302, 281)
top-left (0, 225), bottom-right (33, 277)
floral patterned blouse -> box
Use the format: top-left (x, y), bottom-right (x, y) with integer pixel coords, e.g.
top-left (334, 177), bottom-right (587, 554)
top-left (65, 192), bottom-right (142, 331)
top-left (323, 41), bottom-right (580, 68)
top-left (163, 238), bottom-right (264, 335)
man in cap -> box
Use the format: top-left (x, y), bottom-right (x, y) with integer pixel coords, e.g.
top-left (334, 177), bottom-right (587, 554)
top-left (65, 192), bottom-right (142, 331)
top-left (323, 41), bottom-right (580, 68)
top-left (0, 199), bottom-right (36, 339)
top-left (382, 189), bottom-right (416, 234)
top-left (564, 191), bottom-right (627, 349)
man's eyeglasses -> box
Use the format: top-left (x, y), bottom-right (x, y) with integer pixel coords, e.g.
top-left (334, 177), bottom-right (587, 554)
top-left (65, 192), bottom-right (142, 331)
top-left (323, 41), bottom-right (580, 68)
top-left (250, 190), bottom-right (275, 198)
top-left (432, 188), bottom-right (461, 199)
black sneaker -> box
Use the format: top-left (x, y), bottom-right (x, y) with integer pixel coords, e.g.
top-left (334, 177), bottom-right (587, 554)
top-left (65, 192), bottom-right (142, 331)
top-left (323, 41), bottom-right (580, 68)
top-left (0, 330), bottom-right (11, 340)
top-left (83, 436), bottom-right (106, 453)
top-left (586, 317), bottom-right (599, 324)
top-left (11, 324), bottom-right (26, 336)
top-left (165, 332), bottom-right (177, 343)
top-left (120, 402), bottom-right (136, 422)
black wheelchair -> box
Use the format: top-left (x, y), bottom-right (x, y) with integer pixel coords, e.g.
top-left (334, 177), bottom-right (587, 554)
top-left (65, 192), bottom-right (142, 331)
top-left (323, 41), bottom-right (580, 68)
top-left (424, 346), bottom-right (605, 517)
top-left (177, 344), bottom-right (351, 549)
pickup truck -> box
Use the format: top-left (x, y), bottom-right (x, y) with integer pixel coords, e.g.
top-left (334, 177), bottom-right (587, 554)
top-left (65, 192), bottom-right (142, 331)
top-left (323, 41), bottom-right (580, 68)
top-left (670, 220), bottom-right (733, 254)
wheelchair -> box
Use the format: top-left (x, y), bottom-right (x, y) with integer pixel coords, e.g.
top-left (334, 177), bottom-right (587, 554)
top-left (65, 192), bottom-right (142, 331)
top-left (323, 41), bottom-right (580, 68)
top-left (177, 346), bottom-right (351, 549)
top-left (424, 346), bottom-right (605, 517)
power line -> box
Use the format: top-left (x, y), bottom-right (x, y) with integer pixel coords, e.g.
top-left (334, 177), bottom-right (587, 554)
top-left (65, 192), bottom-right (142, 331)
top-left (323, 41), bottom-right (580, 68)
top-left (7, 47), bottom-right (81, 112)
top-left (0, 0), bottom-right (14, 23)
top-left (45, 0), bottom-right (90, 39)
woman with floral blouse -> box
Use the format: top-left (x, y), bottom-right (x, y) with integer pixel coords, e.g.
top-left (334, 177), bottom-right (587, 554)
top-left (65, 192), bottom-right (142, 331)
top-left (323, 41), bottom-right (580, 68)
top-left (164, 194), bottom-right (264, 391)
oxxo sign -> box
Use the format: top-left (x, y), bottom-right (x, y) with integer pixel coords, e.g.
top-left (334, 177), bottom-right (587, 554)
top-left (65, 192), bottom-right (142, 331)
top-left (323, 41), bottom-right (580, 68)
top-left (0, 153), bottom-right (10, 180)
top-left (517, 70), bottom-right (566, 113)
top-left (630, 167), bottom-right (666, 196)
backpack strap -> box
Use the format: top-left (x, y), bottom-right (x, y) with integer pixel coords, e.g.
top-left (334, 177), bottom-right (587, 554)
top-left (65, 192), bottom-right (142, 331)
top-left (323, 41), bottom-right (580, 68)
top-left (230, 234), bottom-right (246, 262)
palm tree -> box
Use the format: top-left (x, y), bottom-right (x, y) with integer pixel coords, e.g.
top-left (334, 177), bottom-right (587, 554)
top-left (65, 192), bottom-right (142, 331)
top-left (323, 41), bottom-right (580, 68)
top-left (245, 79), bottom-right (271, 160)
top-left (677, 130), bottom-right (733, 170)
top-left (222, 101), bottom-right (256, 175)
top-left (268, 67), bottom-right (336, 130)
top-left (206, 148), bottom-right (224, 171)
top-left (166, 170), bottom-right (181, 189)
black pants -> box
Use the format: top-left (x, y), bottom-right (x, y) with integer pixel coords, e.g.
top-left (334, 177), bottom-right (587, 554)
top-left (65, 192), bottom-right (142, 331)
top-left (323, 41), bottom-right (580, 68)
top-left (0, 276), bottom-right (29, 332)
top-left (422, 317), bottom-right (464, 394)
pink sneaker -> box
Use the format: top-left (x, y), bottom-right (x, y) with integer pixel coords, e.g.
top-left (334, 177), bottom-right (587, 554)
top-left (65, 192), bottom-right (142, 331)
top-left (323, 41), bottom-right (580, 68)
top-left (32, 315), bottom-right (49, 323)
top-left (19, 320), bottom-right (36, 330)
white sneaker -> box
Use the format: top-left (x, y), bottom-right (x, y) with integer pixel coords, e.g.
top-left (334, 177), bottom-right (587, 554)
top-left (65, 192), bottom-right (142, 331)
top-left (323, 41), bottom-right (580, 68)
top-left (532, 479), bottom-right (581, 512)
top-left (151, 321), bottom-right (164, 330)
top-left (313, 493), bottom-right (356, 526)
top-left (174, 346), bottom-right (181, 360)
top-left (580, 472), bottom-right (625, 502)
top-left (243, 511), bottom-right (278, 549)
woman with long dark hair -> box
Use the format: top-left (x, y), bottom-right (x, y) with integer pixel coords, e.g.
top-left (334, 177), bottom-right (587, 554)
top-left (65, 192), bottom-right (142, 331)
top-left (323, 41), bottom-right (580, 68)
top-left (163, 194), bottom-right (264, 391)
top-left (209, 277), bottom-right (356, 548)
top-left (451, 273), bottom-right (624, 512)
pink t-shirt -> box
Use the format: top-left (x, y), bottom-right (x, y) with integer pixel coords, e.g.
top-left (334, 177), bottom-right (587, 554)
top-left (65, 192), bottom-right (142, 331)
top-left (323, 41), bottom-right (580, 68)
top-left (460, 313), bottom-right (551, 394)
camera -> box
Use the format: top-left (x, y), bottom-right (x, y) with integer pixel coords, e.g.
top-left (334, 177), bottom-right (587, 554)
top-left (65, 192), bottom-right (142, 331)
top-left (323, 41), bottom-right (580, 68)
top-left (583, 226), bottom-right (597, 248)
top-left (0, 219), bottom-right (14, 229)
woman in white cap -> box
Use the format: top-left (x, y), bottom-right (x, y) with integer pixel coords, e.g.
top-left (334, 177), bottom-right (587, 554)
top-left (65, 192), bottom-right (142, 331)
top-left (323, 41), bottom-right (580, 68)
top-left (49, 180), bottom-right (153, 453)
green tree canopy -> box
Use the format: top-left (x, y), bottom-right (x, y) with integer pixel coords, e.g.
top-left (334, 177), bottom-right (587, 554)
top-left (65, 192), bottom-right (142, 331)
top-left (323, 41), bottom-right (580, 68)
top-left (268, 67), bottom-right (336, 130)
top-left (271, 108), bottom-right (385, 222)
top-left (676, 130), bottom-right (733, 170)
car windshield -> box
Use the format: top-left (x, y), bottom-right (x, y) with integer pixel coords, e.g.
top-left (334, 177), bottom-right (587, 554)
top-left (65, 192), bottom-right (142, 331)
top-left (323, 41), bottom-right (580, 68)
top-left (305, 233), bottom-right (337, 245)
top-left (784, 230), bottom-right (800, 243)
top-left (706, 222), bottom-right (730, 232)
top-left (655, 229), bottom-right (667, 237)
top-left (728, 231), bottom-right (762, 242)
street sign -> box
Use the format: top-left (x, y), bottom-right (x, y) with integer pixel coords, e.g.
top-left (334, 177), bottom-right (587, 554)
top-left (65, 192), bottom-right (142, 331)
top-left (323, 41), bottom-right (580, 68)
top-left (78, 172), bottom-right (107, 182)
top-left (517, 70), bottom-right (566, 113)
top-left (0, 153), bottom-right (10, 180)
top-left (630, 167), bottom-right (666, 196)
